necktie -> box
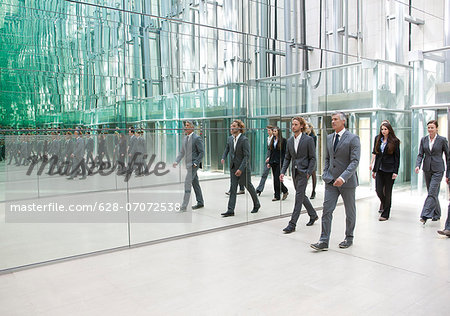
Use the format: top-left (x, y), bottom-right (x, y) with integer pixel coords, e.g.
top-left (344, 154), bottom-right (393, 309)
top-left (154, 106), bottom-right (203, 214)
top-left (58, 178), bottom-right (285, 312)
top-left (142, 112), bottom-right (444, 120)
top-left (333, 133), bottom-right (340, 152)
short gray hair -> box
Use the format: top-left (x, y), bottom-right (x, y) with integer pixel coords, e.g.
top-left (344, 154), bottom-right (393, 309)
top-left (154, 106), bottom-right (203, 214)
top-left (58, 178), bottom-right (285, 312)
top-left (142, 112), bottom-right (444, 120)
top-left (332, 111), bottom-right (346, 122)
top-left (184, 120), bottom-right (195, 127)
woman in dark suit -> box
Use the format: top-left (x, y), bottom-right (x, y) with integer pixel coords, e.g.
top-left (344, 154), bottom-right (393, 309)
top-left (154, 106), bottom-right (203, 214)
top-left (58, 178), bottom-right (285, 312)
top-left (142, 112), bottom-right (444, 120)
top-left (415, 120), bottom-right (449, 223)
top-left (267, 127), bottom-right (288, 201)
top-left (371, 121), bottom-right (400, 221)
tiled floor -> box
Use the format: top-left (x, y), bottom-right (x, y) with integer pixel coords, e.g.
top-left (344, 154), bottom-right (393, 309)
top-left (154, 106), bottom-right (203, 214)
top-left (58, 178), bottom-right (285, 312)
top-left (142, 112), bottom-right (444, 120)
top-left (0, 190), bottom-right (449, 315)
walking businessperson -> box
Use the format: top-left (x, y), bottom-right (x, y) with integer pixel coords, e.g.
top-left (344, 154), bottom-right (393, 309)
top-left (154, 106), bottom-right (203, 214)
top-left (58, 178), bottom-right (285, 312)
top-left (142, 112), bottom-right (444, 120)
top-left (267, 126), bottom-right (289, 201)
top-left (173, 121), bottom-right (205, 211)
top-left (221, 120), bottom-right (260, 217)
top-left (371, 121), bottom-right (400, 221)
top-left (305, 122), bottom-right (318, 199)
top-left (311, 112), bottom-right (361, 251)
top-left (415, 120), bottom-right (449, 223)
top-left (256, 125), bottom-right (274, 196)
top-left (280, 117), bottom-right (318, 233)
top-left (437, 176), bottom-right (450, 237)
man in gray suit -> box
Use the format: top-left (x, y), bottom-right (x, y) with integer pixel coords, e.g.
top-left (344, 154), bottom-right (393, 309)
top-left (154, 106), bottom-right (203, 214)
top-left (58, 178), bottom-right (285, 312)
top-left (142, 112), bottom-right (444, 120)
top-left (280, 117), bottom-right (318, 233)
top-left (311, 112), bottom-right (361, 251)
top-left (173, 121), bottom-right (204, 211)
top-left (68, 128), bottom-right (86, 180)
top-left (220, 119), bottom-right (260, 217)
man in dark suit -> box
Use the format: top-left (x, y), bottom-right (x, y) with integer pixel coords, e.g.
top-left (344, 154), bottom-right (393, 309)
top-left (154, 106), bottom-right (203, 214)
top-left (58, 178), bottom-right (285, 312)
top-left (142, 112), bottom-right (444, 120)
top-left (311, 112), bottom-right (361, 251)
top-left (173, 121), bottom-right (204, 211)
top-left (135, 130), bottom-right (147, 176)
top-left (85, 131), bottom-right (95, 170)
top-left (220, 120), bottom-right (260, 217)
top-left (68, 128), bottom-right (86, 180)
top-left (280, 117), bottom-right (318, 233)
top-left (127, 128), bottom-right (137, 170)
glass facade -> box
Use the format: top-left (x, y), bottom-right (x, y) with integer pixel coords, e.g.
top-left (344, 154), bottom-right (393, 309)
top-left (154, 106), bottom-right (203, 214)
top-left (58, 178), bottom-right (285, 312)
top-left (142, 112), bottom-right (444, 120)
top-left (1, 0), bottom-right (449, 271)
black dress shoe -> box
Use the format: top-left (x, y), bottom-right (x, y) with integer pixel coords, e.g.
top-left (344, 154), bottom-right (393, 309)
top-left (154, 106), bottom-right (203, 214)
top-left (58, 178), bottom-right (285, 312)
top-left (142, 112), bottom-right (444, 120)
top-left (221, 211), bottom-right (235, 217)
top-left (282, 225), bottom-right (295, 233)
top-left (256, 190), bottom-right (261, 196)
top-left (432, 218), bottom-right (440, 221)
top-left (310, 242), bottom-right (328, 251)
top-left (339, 239), bottom-right (353, 249)
top-left (250, 206), bottom-right (260, 213)
top-left (237, 190), bottom-right (245, 195)
top-left (437, 229), bottom-right (450, 237)
top-left (192, 204), bottom-right (204, 210)
top-left (310, 191), bottom-right (316, 199)
top-left (306, 216), bottom-right (319, 226)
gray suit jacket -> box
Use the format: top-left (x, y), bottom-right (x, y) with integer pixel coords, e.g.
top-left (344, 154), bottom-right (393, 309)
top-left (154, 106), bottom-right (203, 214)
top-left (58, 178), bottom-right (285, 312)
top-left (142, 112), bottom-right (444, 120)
top-left (128, 135), bottom-right (137, 155)
top-left (176, 133), bottom-right (204, 168)
top-left (416, 135), bottom-right (448, 173)
top-left (322, 130), bottom-right (361, 188)
top-left (222, 134), bottom-right (251, 172)
top-left (135, 137), bottom-right (146, 155)
top-left (73, 137), bottom-right (85, 158)
top-left (85, 138), bottom-right (94, 154)
top-left (281, 133), bottom-right (316, 176)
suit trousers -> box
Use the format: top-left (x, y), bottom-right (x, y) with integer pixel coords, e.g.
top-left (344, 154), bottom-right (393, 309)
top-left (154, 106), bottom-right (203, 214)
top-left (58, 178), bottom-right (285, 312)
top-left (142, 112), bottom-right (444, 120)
top-left (288, 170), bottom-right (317, 228)
top-left (181, 166), bottom-right (204, 209)
top-left (375, 170), bottom-right (395, 219)
top-left (228, 168), bottom-right (260, 212)
top-left (70, 157), bottom-right (86, 178)
top-left (421, 171), bottom-right (443, 220)
top-left (98, 152), bottom-right (111, 168)
top-left (445, 202), bottom-right (450, 231)
top-left (85, 152), bottom-right (95, 168)
top-left (320, 183), bottom-right (356, 244)
top-left (271, 163), bottom-right (288, 199)
top-left (256, 163), bottom-right (271, 192)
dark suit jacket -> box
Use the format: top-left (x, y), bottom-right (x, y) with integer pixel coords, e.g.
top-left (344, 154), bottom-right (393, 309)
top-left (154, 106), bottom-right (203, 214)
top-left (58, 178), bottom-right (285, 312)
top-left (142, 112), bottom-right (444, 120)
top-left (268, 138), bottom-right (287, 165)
top-left (222, 134), bottom-right (251, 172)
top-left (119, 138), bottom-right (127, 157)
top-left (416, 135), bottom-right (448, 173)
top-left (176, 133), bottom-right (204, 168)
top-left (281, 133), bottom-right (316, 176)
top-left (372, 136), bottom-right (400, 174)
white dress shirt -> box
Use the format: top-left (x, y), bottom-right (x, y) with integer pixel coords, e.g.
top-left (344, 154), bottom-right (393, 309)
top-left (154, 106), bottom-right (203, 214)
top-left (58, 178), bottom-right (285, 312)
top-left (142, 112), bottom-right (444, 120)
top-left (429, 135), bottom-right (436, 151)
top-left (333, 128), bottom-right (346, 183)
top-left (233, 133), bottom-right (241, 150)
top-left (294, 133), bottom-right (302, 153)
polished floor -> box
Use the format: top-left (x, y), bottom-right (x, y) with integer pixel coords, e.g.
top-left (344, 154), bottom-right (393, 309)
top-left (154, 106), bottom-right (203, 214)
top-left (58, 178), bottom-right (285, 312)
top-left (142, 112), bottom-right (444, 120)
top-left (0, 189), bottom-right (449, 315)
top-left (0, 169), bottom-right (379, 271)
